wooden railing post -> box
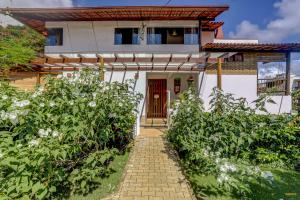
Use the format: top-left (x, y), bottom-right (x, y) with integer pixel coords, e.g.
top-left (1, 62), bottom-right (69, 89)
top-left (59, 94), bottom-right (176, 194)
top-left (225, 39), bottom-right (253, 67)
top-left (198, 19), bottom-right (202, 52)
top-left (99, 57), bottom-right (105, 81)
top-left (217, 58), bottom-right (222, 90)
top-left (36, 72), bottom-right (41, 85)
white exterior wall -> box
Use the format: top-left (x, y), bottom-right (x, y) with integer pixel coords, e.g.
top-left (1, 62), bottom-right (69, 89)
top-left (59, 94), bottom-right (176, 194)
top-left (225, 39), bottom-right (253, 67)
top-left (199, 73), bottom-right (292, 114)
top-left (45, 21), bottom-right (214, 53)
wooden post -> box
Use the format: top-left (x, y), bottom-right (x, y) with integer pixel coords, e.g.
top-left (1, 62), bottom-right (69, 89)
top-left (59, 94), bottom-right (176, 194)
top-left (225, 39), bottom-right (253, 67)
top-left (285, 52), bottom-right (291, 95)
top-left (36, 72), bottom-right (41, 85)
top-left (198, 19), bottom-right (202, 52)
top-left (99, 57), bottom-right (105, 81)
top-left (217, 58), bottom-right (222, 90)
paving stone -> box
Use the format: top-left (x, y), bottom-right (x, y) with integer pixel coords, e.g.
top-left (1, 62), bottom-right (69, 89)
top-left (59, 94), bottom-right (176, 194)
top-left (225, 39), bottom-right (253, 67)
top-left (105, 128), bottom-right (195, 200)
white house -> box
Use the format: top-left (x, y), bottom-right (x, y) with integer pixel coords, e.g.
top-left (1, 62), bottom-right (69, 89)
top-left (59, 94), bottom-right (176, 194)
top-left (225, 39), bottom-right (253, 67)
top-left (3, 5), bottom-right (300, 128)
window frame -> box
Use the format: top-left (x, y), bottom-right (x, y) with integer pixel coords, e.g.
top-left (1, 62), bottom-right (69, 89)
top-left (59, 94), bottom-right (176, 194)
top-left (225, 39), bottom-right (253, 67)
top-left (224, 53), bottom-right (244, 62)
top-left (114, 28), bottom-right (140, 45)
top-left (46, 28), bottom-right (63, 47)
top-left (147, 27), bottom-right (199, 45)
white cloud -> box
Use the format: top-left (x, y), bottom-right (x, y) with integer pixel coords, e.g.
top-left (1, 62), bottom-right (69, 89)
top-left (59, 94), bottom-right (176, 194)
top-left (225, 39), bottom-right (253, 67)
top-left (292, 60), bottom-right (300, 75)
top-left (0, 0), bottom-right (74, 26)
top-left (229, 0), bottom-right (300, 42)
top-left (0, 0), bottom-right (73, 8)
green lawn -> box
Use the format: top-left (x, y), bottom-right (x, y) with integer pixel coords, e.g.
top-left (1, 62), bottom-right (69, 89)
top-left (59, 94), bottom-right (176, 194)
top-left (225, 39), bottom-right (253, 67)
top-left (69, 150), bottom-right (129, 200)
top-left (188, 169), bottom-right (300, 200)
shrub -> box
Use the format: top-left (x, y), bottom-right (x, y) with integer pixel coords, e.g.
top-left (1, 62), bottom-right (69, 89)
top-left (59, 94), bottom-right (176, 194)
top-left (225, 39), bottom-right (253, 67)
top-left (167, 88), bottom-right (299, 198)
top-left (0, 70), bottom-right (142, 199)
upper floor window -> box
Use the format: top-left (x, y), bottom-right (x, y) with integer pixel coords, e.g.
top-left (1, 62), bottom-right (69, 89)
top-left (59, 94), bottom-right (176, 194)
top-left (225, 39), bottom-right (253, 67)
top-left (184, 28), bottom-right (199, 45)
top-left (115, 28), bottom-right (140, 45)
top-left (46, 28), bottom-right (63, 46)
top-left (224, 53), bottom-right (244, 62)
top-left (147, 27), bottom-right (198, 45)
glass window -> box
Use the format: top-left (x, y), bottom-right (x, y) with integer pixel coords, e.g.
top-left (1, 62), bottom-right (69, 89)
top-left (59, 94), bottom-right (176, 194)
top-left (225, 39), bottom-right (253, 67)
top-left (114, 28), bottom-right (140, 45)
top-left (147, 27), bottom-right (198, 45)
top-left (46, 28), bottom-right (63, 46)
top-left (184, 28), bottom-right (199, 45)
top-left (224, 53), bottom-right (244, 62)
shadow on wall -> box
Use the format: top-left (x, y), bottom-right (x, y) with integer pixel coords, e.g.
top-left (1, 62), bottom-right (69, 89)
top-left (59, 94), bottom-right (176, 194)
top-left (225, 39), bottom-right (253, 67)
top-left (108, 70), bottom-right (145, 120)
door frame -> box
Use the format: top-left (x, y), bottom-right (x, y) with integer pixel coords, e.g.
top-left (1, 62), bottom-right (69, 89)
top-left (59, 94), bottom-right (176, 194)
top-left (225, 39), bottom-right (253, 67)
top-left (146, 78), bottom-right (168, 118)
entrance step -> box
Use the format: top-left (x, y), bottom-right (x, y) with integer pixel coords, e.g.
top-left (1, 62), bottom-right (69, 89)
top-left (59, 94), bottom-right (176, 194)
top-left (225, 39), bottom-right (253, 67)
top-left (140, 117), bottom-right (168, 128)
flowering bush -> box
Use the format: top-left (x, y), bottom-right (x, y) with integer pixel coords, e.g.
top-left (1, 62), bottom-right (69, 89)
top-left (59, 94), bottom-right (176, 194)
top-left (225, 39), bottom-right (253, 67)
top-left (0, 70), bottom-right (142, 199)
top-left (167, 88), bottom-right (299, 198)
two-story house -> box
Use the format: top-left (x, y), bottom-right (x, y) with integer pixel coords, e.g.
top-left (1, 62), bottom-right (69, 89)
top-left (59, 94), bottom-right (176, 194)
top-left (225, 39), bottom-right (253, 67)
top-left (2, 5), bottom-right (300, 127)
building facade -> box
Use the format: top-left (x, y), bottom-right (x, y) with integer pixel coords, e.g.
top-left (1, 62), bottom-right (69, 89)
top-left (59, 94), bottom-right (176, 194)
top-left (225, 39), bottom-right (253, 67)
top-left (2, 5), bottom-right (300, 125)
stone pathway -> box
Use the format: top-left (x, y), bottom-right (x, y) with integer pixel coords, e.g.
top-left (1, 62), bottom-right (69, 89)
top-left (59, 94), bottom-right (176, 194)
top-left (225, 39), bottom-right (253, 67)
top-left (106, 128), bottom-right (195, 200)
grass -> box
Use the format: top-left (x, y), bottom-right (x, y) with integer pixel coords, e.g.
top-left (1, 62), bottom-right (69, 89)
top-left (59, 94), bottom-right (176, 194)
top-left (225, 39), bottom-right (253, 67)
top-left (69, 150), bottom-right (130, 200)
top-left (188, 169), bottom-right (300, 200)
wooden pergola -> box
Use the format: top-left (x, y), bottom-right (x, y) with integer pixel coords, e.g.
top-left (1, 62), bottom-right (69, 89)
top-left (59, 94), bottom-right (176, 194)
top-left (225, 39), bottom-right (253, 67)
top-left (1, 6), bottom-right (228, 33)
top-left (31, 52), bottom-right (231, 72)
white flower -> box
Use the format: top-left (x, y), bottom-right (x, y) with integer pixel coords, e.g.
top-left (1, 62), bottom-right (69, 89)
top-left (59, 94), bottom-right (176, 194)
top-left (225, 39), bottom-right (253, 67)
top-left (217, 173), bottom-right (230, 184)
top-left (32, 87), bottom-right (44, 98)
top-left (215, 151), bottom-right (221, 156)
top-left (38, 129), bottom-right (49, 138)
top-left (0, 110), bottom-right (8, 120)
top-left (118, 102), bottom-right (123, 107)
top-left (109, 113), bottom-right (116, 118)
top-left (203, 149), bottom-right (209, 157)
top-left (261, 171), bottom-right (274, 181)
top-left (92, 92), bottom-right (97, 98)
top-left (38, 87), bottom-right (44, 93)
top-left (8, 112), bottom-right (18, 125)
top-left (220, 162), bottom-right (236, 173)
top-left (69, 101), bottom-right (74, 106)
top-left (13, 100), bottom-right (30, 108)
top-left (88, 101), bottom-right (96, 107)
top-left (40, 103), bottom-right (45, 108)
top-left (2, 95), bottom-right (8, 100)
top-left (19, 109), bottom-right (29, 116)
top-left (28, 139), bottom-right (39, 147)
top-left (52, 131), bottom-right (59, 137)
top-left (49, 101), bottom-right (55, 107)
top-left (254, 166), bottom-right (261, 174)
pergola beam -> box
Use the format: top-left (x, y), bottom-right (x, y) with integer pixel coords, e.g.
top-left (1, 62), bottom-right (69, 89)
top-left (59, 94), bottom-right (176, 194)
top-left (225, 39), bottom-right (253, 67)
top-left (217, 58), bottom-right (222, 90)
top-left (285, 52), bottom-right (291, 95)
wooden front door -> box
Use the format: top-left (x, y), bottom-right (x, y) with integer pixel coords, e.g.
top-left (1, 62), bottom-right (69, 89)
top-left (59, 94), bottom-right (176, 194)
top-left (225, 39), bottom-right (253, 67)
top-left (147, 79), bottom-right (167, 118)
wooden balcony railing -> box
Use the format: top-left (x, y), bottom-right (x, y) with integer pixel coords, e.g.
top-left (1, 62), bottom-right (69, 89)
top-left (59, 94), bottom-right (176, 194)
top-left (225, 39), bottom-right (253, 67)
top-left (257, 78), bottom-right (287, 94)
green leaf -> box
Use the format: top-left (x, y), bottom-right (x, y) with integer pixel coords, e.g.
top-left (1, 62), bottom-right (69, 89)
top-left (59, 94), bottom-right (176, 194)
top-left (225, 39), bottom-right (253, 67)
top-left (32, 181), bottom-right (44, 193)
top-left (37, 189), bottom-right (48, 200)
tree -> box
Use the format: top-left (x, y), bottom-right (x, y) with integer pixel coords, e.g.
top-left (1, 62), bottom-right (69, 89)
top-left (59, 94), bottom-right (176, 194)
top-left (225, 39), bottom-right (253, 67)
top-left (0, 25), bottom-right (45, 72)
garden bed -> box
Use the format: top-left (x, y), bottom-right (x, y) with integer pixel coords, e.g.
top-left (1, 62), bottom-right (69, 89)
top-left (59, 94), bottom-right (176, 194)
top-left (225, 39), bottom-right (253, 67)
top-left (167, 88), bottom-right (300, 200)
